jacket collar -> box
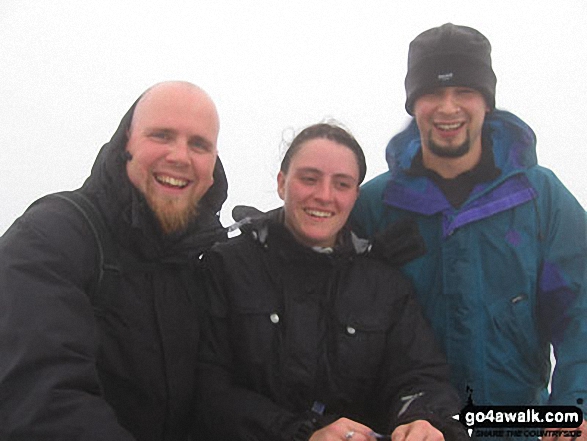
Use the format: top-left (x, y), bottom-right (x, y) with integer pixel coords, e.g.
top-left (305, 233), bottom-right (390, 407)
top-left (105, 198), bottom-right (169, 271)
top-left (237, 207), bottom-right (370, 260)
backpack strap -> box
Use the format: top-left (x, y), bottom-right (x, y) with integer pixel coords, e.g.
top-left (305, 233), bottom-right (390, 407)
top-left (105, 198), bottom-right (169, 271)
top-left (52, 191), bottom-right (120, 300)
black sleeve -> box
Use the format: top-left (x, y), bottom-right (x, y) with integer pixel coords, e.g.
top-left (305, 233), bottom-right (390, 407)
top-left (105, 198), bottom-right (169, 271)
top-left (0, 198), bottom-right (135, 440)
top-left (367, 218), bottom-right (426, 266)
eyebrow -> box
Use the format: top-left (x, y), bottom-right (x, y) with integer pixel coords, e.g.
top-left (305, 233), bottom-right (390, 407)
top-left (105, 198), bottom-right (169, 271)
top-left (296, 167), bottom-right (357, 181)
top-left (188, 135), bottom-right (215, 150)
top-left (144, 127), bottom-right (215, 149)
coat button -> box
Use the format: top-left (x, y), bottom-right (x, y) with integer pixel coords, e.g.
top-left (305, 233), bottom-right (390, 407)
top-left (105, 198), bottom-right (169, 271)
top-left (270, 313), bottom-right (280, 324)
top-left (346, 326), bottom-right (356, 335)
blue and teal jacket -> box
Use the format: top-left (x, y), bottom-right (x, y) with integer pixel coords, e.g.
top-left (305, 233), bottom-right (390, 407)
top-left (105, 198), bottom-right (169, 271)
top-left (352, 110), bottom-right (587, 419)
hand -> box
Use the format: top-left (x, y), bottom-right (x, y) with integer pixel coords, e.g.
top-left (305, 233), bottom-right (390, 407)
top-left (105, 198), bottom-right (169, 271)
top-left (391, 420), bottom-right (444, 441)
top-left (541, 418), bottom-right (586, 441)
top-left (308, 417), bottom-right (375, 441)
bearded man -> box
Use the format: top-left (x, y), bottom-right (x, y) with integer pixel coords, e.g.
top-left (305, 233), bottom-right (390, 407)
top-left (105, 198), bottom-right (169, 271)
top-left (352, 23), bottom-right (587, 441)
top-left (0, 81), bottom-right (228, 441)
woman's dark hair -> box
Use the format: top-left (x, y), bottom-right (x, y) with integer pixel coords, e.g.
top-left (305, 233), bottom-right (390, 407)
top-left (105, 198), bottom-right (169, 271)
top-left (280, 123), bottom-right (367, 184)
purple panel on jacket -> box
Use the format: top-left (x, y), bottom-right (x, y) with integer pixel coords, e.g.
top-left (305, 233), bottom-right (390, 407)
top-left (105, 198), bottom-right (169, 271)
top-left (444, 175), bottom-right (537, 237)
top-left (384, 173), bottom-right (538, 238)
top-left (383, 178), bottom-right (450, 215)
top-left (539, 261), bottom-right (577, 347)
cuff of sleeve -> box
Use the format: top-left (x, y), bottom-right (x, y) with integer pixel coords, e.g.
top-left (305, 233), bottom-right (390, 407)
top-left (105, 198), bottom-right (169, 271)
top-left (290, 412), bottom-right (340, 441)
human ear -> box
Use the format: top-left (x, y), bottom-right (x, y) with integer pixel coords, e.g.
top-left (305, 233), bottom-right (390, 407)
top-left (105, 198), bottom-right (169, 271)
top-left (277, 171), bottom-right (286, 201)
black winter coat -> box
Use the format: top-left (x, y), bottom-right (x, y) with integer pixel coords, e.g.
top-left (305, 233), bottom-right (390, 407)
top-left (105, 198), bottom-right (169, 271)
top-left (197, 211), bottom-right (467, 441)
top-left (0, 100), bottom-right (227, 441)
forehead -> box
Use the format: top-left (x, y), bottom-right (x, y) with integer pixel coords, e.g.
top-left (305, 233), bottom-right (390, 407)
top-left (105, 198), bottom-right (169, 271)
top-left (132, 84), bottom-right (219, 139)
top-left (290, 139), bottom-right (359, 178)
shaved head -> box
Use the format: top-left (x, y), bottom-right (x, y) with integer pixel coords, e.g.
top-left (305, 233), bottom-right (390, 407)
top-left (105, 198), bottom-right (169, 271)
top-left (131, 81), bottom-right (219, 136)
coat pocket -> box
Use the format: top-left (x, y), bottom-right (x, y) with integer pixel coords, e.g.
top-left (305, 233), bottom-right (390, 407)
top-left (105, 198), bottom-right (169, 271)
top-left (232, 308), bottom-right (281, 366)
top-left (333, 317), bottom-right (387, 380)
top-left (488, 294), bottom-right (550, 387)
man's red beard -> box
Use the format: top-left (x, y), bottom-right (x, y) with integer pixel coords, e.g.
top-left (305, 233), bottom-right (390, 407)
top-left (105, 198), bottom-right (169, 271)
top-left (144, 178), bottom-right (199, 235)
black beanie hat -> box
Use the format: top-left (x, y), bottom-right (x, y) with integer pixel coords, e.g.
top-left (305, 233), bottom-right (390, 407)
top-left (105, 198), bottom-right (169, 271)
top-left (404, 23), bottom-right (497, 115)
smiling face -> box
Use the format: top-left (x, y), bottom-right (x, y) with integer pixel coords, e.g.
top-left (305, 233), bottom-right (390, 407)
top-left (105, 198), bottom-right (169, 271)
top-left (125, 82), bottom-right (219, 234)
top-left (413, 86), bottom-right (489, 177)
top-left (277, 138), bottom-right (360, 248)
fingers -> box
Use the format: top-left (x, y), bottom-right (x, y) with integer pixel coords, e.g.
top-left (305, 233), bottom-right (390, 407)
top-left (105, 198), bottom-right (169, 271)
top-left (309, 417), bottom-right (376, 441)
top-left (391, 420), bottom-right (444, 441)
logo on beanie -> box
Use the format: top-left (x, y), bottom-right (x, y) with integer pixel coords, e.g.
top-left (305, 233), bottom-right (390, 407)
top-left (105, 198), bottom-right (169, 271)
top-left (438, 72), bottom-right (454, 82)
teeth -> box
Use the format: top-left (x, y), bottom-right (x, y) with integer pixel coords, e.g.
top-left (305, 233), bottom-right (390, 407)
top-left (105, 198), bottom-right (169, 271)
top-left (155, 174), bottom-right (188, 188)
top-left (305, 209), bottom-right (333, 218)
top-left (436, 122), bottom-right (463, 131)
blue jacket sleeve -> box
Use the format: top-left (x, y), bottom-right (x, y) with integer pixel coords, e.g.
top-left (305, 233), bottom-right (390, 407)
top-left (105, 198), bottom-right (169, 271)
top-left (536, 170), bottom-right (587, 418)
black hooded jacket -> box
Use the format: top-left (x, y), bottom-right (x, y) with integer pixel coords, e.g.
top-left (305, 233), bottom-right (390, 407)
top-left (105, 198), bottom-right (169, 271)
top-left (0, 98), bottom-right (228, 440)
top-left (196, 209), bottom-right (468, 441)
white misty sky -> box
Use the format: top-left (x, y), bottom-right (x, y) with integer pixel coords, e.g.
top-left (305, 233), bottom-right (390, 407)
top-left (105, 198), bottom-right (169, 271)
top-left (1, 0), bottom-right (586, 234)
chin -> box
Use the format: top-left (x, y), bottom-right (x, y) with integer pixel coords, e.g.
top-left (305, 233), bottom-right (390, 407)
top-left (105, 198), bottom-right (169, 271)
top-left (307, 235), bottom-right (336, 248)
top-left (152, 200), bottom-right (198, 235)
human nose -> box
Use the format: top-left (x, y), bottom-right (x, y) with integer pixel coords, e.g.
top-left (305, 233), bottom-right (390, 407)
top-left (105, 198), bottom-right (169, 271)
top-left (165, 140), bottom-right (190, 165)
top-left (314, 180), bottom-right (333, 203)
top-left (437, 91), bottom-right (461, 114)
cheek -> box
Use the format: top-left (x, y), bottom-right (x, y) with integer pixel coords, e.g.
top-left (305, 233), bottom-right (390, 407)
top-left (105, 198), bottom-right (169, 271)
top-left (128, 146), bottom-right (160, 176)
top-left (338, 193), bottom-right (359, 216)
top-left (413, 114), bottom-right (428, 134)
top-left (342, 199), bottom-right (355, 214)
top-left (413, 100), bottom-right (432, 118)
top-left (126, 158), bottom-right (146, 189)
top-left (193, 156), bottom-right (217, 179)
top-left (282, 182), bottom-right (305, 206)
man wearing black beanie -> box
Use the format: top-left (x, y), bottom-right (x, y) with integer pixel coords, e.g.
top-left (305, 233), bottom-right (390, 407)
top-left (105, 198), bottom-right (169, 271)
top-left (352, 23), bottom-right (586, 441)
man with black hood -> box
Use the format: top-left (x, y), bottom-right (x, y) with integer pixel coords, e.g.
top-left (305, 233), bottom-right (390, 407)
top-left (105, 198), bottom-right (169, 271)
top-left (0, 81), bottom-right (228, 441)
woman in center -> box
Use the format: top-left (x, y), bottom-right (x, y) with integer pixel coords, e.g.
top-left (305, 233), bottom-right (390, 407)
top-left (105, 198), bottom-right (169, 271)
top-left (197, 123), bottom-right (467, 441)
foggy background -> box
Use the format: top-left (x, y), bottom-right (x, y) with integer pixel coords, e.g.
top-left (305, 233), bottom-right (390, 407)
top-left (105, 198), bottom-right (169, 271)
top-left (1, 1), bottom-right (586, 234)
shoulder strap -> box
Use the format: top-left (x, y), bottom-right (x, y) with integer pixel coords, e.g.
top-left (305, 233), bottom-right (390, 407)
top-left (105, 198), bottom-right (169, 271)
top-left (52, 191), bottom-right (120, 300)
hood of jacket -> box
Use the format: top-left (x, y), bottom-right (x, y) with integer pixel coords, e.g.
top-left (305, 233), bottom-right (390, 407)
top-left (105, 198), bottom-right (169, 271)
top-left (385, 109), bottom-right (537, 182)
top-left (80, 96), bottom-right (228, 261)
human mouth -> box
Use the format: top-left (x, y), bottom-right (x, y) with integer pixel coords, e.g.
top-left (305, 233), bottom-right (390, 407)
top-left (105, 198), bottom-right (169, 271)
top-left (435, 122), bottom-right (464, 132)
top-left (304, 209), bottom-right (333, 218)
top-left (154, 173), bottom-right (190, 189)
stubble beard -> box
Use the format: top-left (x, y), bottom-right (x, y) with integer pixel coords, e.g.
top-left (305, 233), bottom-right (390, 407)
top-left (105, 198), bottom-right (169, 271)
top-left (426, 129), bottom-right (471, 159)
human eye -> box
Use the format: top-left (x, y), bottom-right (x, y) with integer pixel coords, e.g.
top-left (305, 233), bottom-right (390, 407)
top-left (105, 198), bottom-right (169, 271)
top-left (148, 130), bottom-right (172, 142)
top-left (188, 137), bottom-right (213, 153)
top-left (416, 89), bottom-right (442, 104)
top-left (334, 180), bottom-right (354, 191)
top-left (456, 87), bottom-right (476, 96)
top-left (296, 172), bottom-right (319, 185)
top-left (300, 175), bottom-right (317, 184)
